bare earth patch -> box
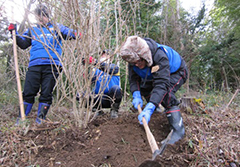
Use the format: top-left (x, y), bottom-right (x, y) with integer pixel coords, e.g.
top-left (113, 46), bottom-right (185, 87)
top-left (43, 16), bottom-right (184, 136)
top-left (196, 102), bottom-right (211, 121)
top-left (1, 106), bottom-right (239, 167)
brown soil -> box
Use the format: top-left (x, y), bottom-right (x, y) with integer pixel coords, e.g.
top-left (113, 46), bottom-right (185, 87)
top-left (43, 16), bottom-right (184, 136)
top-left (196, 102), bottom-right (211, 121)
top-left (1, 106), bottom-right (239, 167)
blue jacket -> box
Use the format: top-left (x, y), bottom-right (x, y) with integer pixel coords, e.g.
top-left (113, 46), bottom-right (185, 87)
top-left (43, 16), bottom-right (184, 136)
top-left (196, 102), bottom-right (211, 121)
top-left (92, 63), bottom-right (120, 94)
top-left (132, 43), bottom-right (182, 80)
top-left (16, 22), bottom-right (76, 67)
top-left (156, 43), bottom-right (181, 73)
top-left (129, 38), bottom-right (184, 106)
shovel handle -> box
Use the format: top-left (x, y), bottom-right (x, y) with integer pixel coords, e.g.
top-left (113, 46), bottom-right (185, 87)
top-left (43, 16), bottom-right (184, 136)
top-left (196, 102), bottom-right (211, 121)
top-left (138, 104), bottom-right (159, 154)
top-left (11, 3), bottom-right (25, 121)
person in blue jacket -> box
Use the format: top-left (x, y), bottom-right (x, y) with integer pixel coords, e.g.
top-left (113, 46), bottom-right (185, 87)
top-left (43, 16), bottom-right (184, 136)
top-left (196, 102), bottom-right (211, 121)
top-left (8, 4), bottom-right (79, 124)
top-left (81, 50), bottom-right (122, 118)
top-left (120, 36), bottom-right (188, 144)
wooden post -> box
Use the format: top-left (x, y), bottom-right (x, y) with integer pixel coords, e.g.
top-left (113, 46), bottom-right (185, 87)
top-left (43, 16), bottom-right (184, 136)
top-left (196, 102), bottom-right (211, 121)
top-left (12, 1), bottom-right (25, 120)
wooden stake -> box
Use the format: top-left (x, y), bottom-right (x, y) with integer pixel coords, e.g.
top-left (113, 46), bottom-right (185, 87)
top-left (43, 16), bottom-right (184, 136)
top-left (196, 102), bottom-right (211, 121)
top-left (12, 1), bottom-right (25, 120)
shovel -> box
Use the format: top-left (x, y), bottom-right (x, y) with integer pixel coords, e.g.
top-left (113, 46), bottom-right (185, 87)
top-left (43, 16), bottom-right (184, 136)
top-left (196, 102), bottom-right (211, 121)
top-left (138, 104), bottom-right (173, 167)
top-left (11, 1), bottom-right (25, 121)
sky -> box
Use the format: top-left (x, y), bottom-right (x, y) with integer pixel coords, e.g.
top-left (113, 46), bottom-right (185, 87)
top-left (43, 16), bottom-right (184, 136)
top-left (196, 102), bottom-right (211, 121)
top-left (181, 0), bottom-right (215, 15)
top-left (1, 0), bottom-right (36, 23)
top-left (2, 0), bottom-right (215, 23)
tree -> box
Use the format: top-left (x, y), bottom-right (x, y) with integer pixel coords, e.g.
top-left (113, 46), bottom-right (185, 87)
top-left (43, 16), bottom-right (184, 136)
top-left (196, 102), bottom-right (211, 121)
top-left (192, 0), bottom-right (240, 91)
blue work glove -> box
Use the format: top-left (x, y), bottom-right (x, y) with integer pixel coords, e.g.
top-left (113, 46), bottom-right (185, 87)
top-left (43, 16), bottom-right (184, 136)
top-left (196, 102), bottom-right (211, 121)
top-left (138, 102), bottom-right (156, 124)
top-left (132, 91), bottom-right (143, 109)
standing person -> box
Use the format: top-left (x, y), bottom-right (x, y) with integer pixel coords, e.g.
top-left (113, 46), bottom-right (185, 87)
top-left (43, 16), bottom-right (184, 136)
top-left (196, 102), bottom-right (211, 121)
top-left (8, 4), bottom-right (79, 124)
top-left (81, 50), bottom-right (122, 118)
top-left (120, 36), bottom-right (188, 144)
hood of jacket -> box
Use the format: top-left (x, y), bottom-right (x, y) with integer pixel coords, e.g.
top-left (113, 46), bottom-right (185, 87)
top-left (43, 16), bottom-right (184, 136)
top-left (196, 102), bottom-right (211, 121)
top-left (120, 36), bottom-right (153, 67)
top-left (144, 38), bottom-right (159, 62)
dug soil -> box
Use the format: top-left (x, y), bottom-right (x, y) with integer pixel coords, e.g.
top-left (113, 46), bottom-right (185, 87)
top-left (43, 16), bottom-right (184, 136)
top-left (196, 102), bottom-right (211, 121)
top-left (30, 112), bottom-right (191, 167)
top-left (1, 105), bottom-right (239, 167)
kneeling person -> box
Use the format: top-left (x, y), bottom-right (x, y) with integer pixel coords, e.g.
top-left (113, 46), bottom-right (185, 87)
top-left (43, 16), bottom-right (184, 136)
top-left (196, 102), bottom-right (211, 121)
top-left (83, 51), bottom-right (122, 118)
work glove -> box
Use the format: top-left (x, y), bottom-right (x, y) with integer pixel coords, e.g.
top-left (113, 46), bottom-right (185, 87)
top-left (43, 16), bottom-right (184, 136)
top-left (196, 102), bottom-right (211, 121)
top-left (82, 56), bottom-right (96, 65)
top-left (74, 32), bottom-right (82, 38)
top-left (132, 91), bottom-right (143, 109)
top-left (138, 102), bottom-right (156, 124)
top-left (8, 23), bottom-right (17, 33)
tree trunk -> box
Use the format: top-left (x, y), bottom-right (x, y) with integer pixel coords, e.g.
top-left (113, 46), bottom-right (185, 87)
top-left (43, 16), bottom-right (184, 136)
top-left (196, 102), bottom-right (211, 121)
top-left (164, 0), bottom-right (169, 44)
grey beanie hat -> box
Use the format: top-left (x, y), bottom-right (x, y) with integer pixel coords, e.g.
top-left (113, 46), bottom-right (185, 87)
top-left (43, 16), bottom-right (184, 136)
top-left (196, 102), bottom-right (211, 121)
top-left (120, 36), bottom-right (152, 67)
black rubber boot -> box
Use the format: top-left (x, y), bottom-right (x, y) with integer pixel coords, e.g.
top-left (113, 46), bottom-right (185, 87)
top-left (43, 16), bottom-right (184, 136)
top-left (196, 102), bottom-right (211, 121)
top-left (165, 106), bottom-right (185, 144)
top-left (110, 102), bottom-right (120, 118)
top-left (36, 103), bottom-right (50, 124)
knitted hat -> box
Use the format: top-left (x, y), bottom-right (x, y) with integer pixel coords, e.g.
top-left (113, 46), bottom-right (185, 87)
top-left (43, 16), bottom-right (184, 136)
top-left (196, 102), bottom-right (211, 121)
top-left (120, 36), bottom-right (152, 67)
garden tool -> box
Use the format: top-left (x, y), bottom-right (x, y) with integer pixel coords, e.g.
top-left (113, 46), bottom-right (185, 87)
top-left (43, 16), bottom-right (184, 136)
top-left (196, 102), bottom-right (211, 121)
top-left (138, 104), bottom-right (173, 167)
top-left (11, 0), bottom-right (25, 121)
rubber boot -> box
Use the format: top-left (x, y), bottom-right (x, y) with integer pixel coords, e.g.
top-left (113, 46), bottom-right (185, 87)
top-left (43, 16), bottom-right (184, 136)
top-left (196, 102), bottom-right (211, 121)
top-left (15, 102), bottom-right (33, 125)
top-left (165, 106), bottom-right (185, 144)
top-left (110, 102), bottom-right (120, 118)
top-left (91, 101), bottom-right (104, 116)
top-left (36, 103), bottom-right (50, 124)
top-left (92, 107), bottom-right (104, 116)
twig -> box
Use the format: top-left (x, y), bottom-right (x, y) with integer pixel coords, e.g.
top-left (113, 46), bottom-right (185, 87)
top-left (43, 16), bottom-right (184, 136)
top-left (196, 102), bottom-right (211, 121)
top-left (224, 89), bottom-right (239, 111)
top-left (31, 126), bottom-right (59, 131)
top-left (195, 145), bottom-right (217, 167)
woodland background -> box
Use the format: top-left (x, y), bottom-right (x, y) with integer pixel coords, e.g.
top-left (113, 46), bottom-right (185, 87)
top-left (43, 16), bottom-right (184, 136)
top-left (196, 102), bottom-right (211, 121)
top-left (0, 0), bottom-right (239, 166)
top-left (1, 0), bottom-right (239, 126)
